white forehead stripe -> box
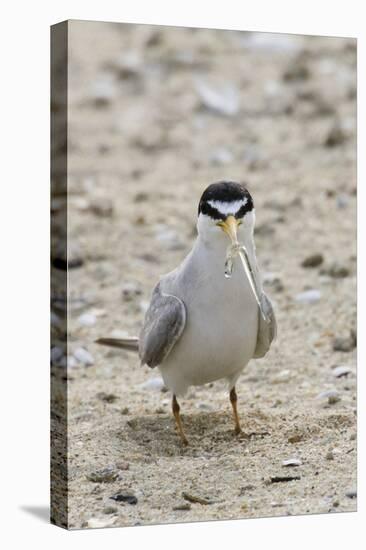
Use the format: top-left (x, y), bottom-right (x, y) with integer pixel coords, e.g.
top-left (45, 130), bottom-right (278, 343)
top-left (207, 198), bottom-right (247, 215)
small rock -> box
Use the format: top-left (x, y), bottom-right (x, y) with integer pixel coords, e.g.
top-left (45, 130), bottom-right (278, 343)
top-left (325, 450), bottom-right (334, 460)
top-left (86, 516), bottom-right (116, 529)
top-left (110, 492), bottom-right (138, 505)
top-left (78, 312), bottom-right (97, 327)
top-left (333, 332), bottom-right (356, 352)
top-left (269, 475), bottom-right (301, 483)
top-left (345, 489), bottom-right (357, 499)
top-left (134, 191), bottom-right (149, 203)
top-left (282, 458), bottom-right (302, 467)
top-left (115, 461), bottom-right (129, 471)
top-left (263, 272), bottom-right (284, 292)
top-left (52, 241), bottom-right (84, 270)
top-left (332, 366), bottom-right (352, 378)
top-left (283, 59), bottom-right (310, 82)
top-left (97, 392), bottom-right (118, 403)
top-left (90, 197), bottom-right (114, 217)
top-left (182, 492), bottom-right (213, 505)
top-left (195, 80), bottom-right (239, 116)
top-left (325, 123), bottom-right (348, 147)
top-left (328, 394), bottom-right (341, 404)
top-left (140, 377), bottom-right (165, 392)
top-left (336, 194), bottom-right (349, 209)
top-left (87, 465), bottom-right (120, 483)
top-left (288, 434), bottom-right (303, 444)
top-left (317, 389), bottom-right (340, 401)
top-left (90, 78), bottom-right (116, 107)
top-left (103, 505), bottom-right (118, 515)
top-left (295, 289), bottom-right (321, 304)
top-left (73, 347), bottom-right (94, 366)
top-left (196, 402), bottom-right (213, 411)
top-left (112, 52), bottom-right (142, 80)
top-left (173, 502), bottom-right (191, 511)
top-left (239, 484), bottom-right (255, 495)
top-left (301, 253), bottom-right (324, 268)
top-left (67, 355), bottom-right (79, 369)
top-left (121, 282), bottom-right (142, 301)
top-left (255, 223), bottom-right (275, 237)
top-left (321, 262), bottom-right (350, 278)
top-left (273, 370), bottom-right (291, 384)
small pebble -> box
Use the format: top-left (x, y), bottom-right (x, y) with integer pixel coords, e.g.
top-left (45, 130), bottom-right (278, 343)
top-left (295, 289), bottom-right (321, 304)
top-left (321, 262), bottom-right (350, 278)
top-left (336, 194), bottom-right (349, 209)
top-left (301, 253), bottom-right (324, 268)
top-left (115, 461), bottom-right (129, 471)
top-left (121, 282), bottom-right (142, 301)
top-left (78, 312), bottom-right (97, 327)
top-left (173, 502), bottom-right (191, 511)
top-left (90, 78), bottom-right (116, 107)
top-left (317, 389), bottom-right (340, 401)
top-left (140, 377), bottom-right (165, 392)
top-left (110, 492), bottom-right (138, 505)
top-left (73, 347), bottom-right (94, 366)
top-left (87, 465), bottom-right (120, 483)
top-left (96, 392), bottom-right (118, 403)
top-left (273, 369), bottom-right (291, 383)
top-left (282, 458), bottom-right (302, 467)
top-left (333, 332), bottom-right (356, 352)
top-left (283, 58), bottom-right (310, 81)
top-left (195, 80), bottom-right (240, 116)
top-left (332, 366), bottom-right (352, 378)
top-left (86, 516), bottom-right (116, 529)
top-left (103, 505), bottom-right (118, 515)
top-left (90, 197), bottom-right (114, 217)
top-left (325, 123), bottom-right (348, 147)
top-left (326, 450), bottom-right (334, 460)
top-left (288, 434), bottom-right (303, 444)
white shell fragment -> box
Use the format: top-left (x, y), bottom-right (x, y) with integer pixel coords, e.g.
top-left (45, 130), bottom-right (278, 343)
top-left (332, 366), bottom-right (352, 378)
top-left (195, 80), bottom-right (240, 116)
top-left (282, 458), bottom-right (302, 467)
top-left (295, 289), bottom-right (321, 304)
top-left (140, 377), bottom-right (165, 391)
top-left (78, 312), bottom-right (97, 326)
top-left (86, 516), bottom-right (117, 529)
top-left (74, 347), bottom-right (94, 366)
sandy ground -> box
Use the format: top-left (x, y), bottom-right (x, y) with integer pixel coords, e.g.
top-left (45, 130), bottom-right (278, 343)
top-left (52, 21), bottom-right (356, 529)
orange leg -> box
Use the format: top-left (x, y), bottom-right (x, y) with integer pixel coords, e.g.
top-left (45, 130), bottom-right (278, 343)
top-left (172, 394), bottom-right (188, 446)
top-left (230, 386), bottom-right (247, 437)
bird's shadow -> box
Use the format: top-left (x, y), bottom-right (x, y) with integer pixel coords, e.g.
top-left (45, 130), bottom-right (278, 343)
top-left (119, 411), bottom-right (269, 457)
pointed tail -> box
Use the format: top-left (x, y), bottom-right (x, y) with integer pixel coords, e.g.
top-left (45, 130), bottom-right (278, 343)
top-left (95, 337), bottom-right (139, 352)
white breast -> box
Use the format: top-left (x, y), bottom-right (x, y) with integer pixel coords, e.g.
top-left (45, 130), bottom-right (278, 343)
top-left (158, 237), bottom-right (258, 395)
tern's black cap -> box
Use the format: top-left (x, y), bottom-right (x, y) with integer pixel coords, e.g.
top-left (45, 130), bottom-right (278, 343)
top-left (198, 181), bottom-right (254, 220)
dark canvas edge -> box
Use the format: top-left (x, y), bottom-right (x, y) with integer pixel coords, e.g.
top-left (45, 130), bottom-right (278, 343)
top-left (50, 20), bottom-right (69, 530)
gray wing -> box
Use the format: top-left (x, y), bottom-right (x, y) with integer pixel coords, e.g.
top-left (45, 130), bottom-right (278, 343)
top-left (253, 292), bottom-right (277, 359)
top-left (139, 283), bottom-right (186, 368)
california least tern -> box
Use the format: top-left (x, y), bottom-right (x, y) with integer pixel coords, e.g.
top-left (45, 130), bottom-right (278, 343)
top-left (97, 181), bottom-right (276, 445)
